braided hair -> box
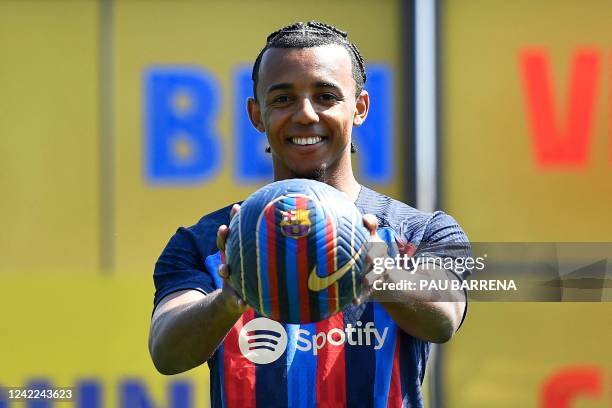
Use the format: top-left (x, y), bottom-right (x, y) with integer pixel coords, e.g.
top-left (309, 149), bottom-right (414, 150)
top-left (251, 21), bottom-right (367, 101)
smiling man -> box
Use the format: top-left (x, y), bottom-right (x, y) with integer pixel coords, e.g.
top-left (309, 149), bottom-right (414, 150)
top-left (149, 22), bottom-right (469, 407)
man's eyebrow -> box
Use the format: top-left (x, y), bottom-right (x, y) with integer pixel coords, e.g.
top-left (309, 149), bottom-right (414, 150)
top-left (266, 82), bottom-right (344, 95)
top-left (266, 83), bottom-right (293, 95)
top-left (314, 82), bottom-right (343, 92)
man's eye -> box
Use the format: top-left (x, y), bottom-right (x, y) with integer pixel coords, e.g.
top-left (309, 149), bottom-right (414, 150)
top-left (272, 95), bottom-right (290, 103)
top-left (319, 93), bottom-right (340, 102)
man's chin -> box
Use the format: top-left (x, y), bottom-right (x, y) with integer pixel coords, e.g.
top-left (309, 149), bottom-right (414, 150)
top-left (289, 166), bottom-right (327, 182)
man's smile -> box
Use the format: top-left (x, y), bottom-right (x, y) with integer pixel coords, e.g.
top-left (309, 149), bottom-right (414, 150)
top-left (288, 136), bottom-right (326, 146)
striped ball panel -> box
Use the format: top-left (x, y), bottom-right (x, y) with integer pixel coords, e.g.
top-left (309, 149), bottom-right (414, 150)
top-left (226, 179), bottom-right (369, 324)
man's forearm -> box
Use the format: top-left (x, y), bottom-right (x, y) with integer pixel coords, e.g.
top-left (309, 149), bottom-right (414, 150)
top-left (149, 289), bottom-right (244, 375)
top-left (369, 267), bottom-right (466, 343)
top-left (374, 294), bottom-right (464, 343)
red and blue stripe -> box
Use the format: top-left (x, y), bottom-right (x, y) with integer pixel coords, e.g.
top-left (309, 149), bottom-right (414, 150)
top-left (315, 312), bottom-right (346, 407)
top-left (286, 322), bottom-right (317, 407)
top-left (295, 196), bottom-right (312, 323)
top-left (221, 309), bottom-right (257, 408)
top-left (284, 197), bottom-right (300, 323)
top-left (258, 197), bottom-right (307, 322)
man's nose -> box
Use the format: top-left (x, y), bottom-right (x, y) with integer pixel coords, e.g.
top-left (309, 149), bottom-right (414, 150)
top-left (293, 98), bottom-right (319, 124)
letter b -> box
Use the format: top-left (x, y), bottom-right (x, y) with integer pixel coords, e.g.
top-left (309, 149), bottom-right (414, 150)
top-left (145, 67), bottom-right (222, 184)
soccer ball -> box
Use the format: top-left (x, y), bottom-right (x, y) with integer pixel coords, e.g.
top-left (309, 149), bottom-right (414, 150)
top-left (225, 179), bottom-right (369, 324)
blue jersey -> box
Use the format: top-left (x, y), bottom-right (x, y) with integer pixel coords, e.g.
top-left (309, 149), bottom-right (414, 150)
top-left (153, 186), bottom-right (469, 407)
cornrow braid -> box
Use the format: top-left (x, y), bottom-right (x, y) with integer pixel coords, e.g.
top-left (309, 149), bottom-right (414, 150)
top-left (252, 21), bottom-right (367, 101)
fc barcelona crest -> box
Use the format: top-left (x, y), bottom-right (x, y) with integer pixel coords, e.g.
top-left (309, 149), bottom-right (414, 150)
top-left (279, 209), bottom-right (311, 238)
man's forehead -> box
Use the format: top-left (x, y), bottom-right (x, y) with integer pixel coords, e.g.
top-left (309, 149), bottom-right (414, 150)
top-left (258, 44), bottom-right (354, 86)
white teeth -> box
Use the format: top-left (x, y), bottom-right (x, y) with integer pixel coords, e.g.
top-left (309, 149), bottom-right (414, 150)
top-left (291, 136), bottom-right (322, 145)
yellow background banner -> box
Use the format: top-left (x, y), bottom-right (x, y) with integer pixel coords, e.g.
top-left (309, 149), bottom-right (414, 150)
top-left (0, 1), bottom-right (404, 407)
top-left (442, 1), bottom-right (612, 406)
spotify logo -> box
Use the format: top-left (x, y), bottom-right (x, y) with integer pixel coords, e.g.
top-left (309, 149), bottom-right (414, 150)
top-left (238, 318), bottom-right (288, 364)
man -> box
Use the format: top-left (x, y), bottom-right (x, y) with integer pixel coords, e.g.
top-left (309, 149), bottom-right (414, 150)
top-left (149, 21), bottom-right (468, 407)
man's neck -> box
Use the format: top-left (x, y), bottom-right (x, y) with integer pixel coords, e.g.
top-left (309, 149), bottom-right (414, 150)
top-left (319, 173), bottom-right (361, 202)
top-left (327, 153), bottom-right (362, 202)
top-left (273, 163), bottom-right (361, 202)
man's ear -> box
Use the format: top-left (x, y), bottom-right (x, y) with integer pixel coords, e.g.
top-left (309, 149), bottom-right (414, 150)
top-left (353, 90), bottom-right (370, 127)
top-left (247, 97), bottom-right (266, 132)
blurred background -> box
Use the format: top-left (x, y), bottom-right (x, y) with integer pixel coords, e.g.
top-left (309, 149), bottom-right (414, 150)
top-left (0, 0), bottom-right (610, 407)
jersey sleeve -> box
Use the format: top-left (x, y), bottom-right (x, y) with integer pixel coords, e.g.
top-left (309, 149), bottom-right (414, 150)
top-left (418, 211), bottom-right (471, 277)
top-left (152, 226), bottom-right (216, 309)
top-left (422, 211), bottom-right (468, 243)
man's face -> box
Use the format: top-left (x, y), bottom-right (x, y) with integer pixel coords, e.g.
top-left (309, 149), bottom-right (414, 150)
top-left (248, 44), bottom-right (368, 179)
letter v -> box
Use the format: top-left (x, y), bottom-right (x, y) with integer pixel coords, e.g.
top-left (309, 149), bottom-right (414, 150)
top-left (519, 49), bottom-right (600, 167)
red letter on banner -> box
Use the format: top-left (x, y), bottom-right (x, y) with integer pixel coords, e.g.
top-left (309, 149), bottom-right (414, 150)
top-left (540, 366), bottom-right (602, 407)
top-left (520, 49), bottom-right (600, 167)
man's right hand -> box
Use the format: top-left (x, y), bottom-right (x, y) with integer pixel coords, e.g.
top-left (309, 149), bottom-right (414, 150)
top-left (216, 203), bottom-right (249, 314)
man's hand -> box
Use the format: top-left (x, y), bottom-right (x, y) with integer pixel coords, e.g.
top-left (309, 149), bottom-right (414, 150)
top-left (215, 203), bottom-right (249, 315)
top-left (354, 213), bottom-right (387, 305)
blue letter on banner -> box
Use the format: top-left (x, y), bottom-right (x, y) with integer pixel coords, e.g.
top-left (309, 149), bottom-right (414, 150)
top-left (76, 380), bottom-right (101, 408)
top-left (352, 65), bottom-right (393, 183)
top-left (144, 67), bottom-right (221, 185)
top-left (25, 380), bottom-right (52, 408)
top-left (234, 65), bottom-right (273, 182)
top-left (119, 379), bottom-right (192, 408)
